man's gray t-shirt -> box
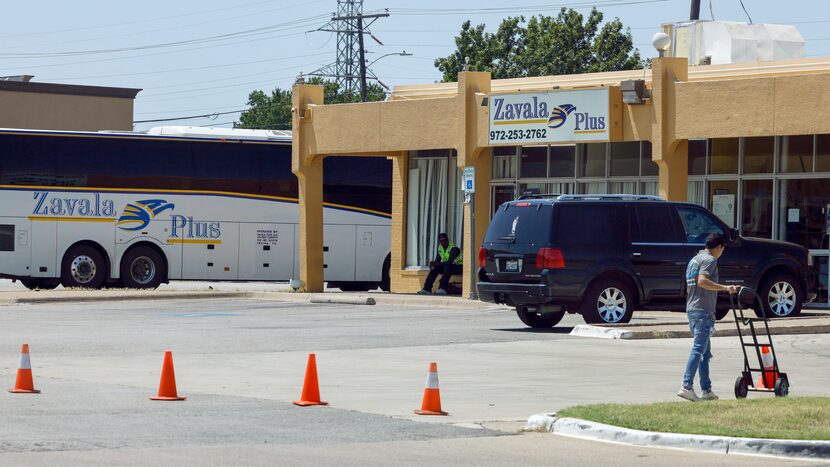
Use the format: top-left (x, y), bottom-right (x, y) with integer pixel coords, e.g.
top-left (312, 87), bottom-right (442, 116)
top-left (686, 251), bottom-right (718, 313)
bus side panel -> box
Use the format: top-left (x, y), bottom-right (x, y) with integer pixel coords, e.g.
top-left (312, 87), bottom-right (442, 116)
top-left (30, 219), bottom-right (57, 278)
top-left (0, 218), bottom-right (31, 277)
top-left (354, 225), bottom-right (391, 282)
top-left (323, 224), bottom-right (356, 282)
top-left (56, 221), bottom-right (115, 277)
top-left (238, 223), bottom-right (294, 281)
top-left (181, 222), bottom-right (239, 280)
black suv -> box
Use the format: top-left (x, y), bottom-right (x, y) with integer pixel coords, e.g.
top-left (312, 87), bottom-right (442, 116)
top-left (477, 195), bottom-right (817, 328)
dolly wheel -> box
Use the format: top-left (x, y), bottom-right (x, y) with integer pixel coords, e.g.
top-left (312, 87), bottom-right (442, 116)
top-left (734, 376), bottom-right (749, 399)
top-left (774, 378), bottom-right (789, 397)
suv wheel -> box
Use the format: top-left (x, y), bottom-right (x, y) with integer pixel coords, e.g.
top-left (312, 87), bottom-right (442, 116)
top-left (754, 273), bottom-right (802, 318)
top-left (581, 280), bottom-right (634, 324)
top-left (516, 307), bottom-right (565, 328)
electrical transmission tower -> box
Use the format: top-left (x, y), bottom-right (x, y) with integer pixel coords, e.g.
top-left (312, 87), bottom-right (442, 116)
top-left (308, 1), bottom-right (390, 101)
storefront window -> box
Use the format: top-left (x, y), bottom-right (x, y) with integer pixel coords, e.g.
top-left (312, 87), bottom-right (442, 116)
top-left (579, 181), bottom-right (606, 194)
top-left (579, 143), bottom-right (606, 177)
top-left (406, 150), bottom-right (462, 267)
top-left (816, 135), bottom-right (830, 173)
top-left (519, 182), bottom-right (550, 196)
top-left (642, 141), bottom-right (658, 176)
top-left (709, 138), bottom-right (739, 174)
top-left (743, 137), bottom-right (774, 174)
top-left (609, 181), bottom-right (638, 194)
top-left (688, 180), bottom-right (706, 206)
top-left (492, 146), bottom-right (517, 179)
top-left (742, 180), bottom-right (773, 238)
top-left (779, 135), bottom-right (813, 173)
top-left (610, 142), bottom-right (639, 176)
top-left (520, 146), bottom-right (547, 178)
top-left (709, 180), bottom-right (738, 228)
top-left (688, 140), bottom-right (707, 175)
top-left (549, 145), bottom-right (575, 177)
top-left (549, 182), bottom-right (574, 195)
top-left (492, 185), bottom-right (515, 214)
top-left (778, 178), bottom-right (830, 249)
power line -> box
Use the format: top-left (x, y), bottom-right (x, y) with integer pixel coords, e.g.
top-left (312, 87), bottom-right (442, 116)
top-left (0, 14), bottom-right (329, 58)
top-left (386, 0), bottom-right (670, 16)
top-left (0, 0), bottom-right (329, 52)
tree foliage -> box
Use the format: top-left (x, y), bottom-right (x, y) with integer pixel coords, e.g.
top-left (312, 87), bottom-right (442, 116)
top-left (434, 8), bottom-right (642, 82)
top-left (235, 77), bottom-right (385, 130)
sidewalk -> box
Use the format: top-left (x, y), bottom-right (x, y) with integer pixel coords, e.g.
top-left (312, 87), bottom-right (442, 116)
top-left (571, 309), bottom-right (830, 339)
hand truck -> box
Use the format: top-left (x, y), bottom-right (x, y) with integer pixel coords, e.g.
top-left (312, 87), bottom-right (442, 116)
top-left (732, 287), bottom-right (789, 398)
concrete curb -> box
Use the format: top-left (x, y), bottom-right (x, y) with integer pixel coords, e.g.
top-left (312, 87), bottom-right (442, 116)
top-left (8, 291), bottom-right (252, 305)
top-left (307, 295), bottom-right (376, 305)
top-left (569, 324), bottom-right (634, 339)
top-left (525, 414), bottom-right (830, 460)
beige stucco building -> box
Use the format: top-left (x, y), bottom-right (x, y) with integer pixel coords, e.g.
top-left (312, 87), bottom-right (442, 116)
top-left (291, 55), bottom-right (830, 304)
top-left (0, 77), bottom-right (140, 131)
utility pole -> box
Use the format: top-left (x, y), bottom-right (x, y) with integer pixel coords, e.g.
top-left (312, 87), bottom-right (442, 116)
top-left (690, 0), bottom-right (701, 20)
top-left (309, 1), bottom-right (390, 101)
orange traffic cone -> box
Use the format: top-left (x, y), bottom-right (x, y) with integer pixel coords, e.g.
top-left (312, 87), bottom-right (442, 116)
top-left (9, 344), bottom-right (40, 394)
top-left (757, 346), bottom-right (778, 389)
top-left (150, 351), bottom-right (186, 401)
top-left (293, 353), bottom-right (328, 406)
top-left (414, 362), bottom-right (447, 416)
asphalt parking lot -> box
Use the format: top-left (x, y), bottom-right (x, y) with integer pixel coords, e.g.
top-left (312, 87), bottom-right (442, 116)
top-left (1, 288), bottom-right (829, 464)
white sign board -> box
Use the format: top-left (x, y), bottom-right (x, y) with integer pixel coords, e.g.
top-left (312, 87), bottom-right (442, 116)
top-left (712, 194), bottom-right (736, 228)
top-left (489, 88), bottom-right (609, 145)
top-left (463, 166), bottom-right (475, 193)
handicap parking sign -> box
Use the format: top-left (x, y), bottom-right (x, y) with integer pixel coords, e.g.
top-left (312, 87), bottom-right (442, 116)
top-left (463, 167), bottom-right (475, 193)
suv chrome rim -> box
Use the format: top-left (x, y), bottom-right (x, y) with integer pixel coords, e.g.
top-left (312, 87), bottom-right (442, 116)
top-left (130, 256), bottom-right (156, 285)
top-left (767, 281), bottom-right (796, 317)
top-left (596, 287), bottom-right (627, 323)
top-left (70, 255), bottom-right (97, 284)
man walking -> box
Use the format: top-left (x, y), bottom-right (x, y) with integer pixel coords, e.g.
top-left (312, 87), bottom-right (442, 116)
top-left (678, 233), bottom-right (737, 402)
top-left (417, 233), bottom-right (463, 295)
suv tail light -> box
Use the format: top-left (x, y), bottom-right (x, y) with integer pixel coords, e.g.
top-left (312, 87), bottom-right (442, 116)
top-left (536, 248), bottom-right (565, 269)
top-left (478, 247), bottom-right (487, 267)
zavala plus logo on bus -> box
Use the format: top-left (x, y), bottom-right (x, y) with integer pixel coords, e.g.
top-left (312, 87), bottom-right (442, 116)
top-left (491, 96), bottom-right (606, 132)
top-left (31, 192), bottom-right (221, 239)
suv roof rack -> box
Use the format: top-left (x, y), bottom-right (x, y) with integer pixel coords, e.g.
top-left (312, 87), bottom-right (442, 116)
top-left (555, 194), bottom-right (665, 201)
top-left (517, 193), bottom-right (563, 200)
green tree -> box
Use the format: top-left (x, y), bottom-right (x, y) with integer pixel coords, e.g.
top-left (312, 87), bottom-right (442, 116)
top-left (235, 77), bottom-right (385, 130)
top-left (434, 8), bottom-right (642, 82)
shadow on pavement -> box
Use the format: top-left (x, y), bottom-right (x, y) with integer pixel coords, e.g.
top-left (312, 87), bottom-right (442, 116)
top-left (491, 327), bottom-right (575, 334)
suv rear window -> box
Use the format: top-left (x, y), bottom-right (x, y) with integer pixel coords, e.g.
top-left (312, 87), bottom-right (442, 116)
top-left (554, 205), bottom-right (623, 245)
top-left (484, 204), bottom-right (553, 244)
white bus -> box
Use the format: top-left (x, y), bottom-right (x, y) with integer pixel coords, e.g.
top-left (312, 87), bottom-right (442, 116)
top-left (0, 126), bottom-right (392, 291)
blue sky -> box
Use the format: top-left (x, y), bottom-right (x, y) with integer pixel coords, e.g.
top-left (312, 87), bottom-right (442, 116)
top-left (1, 0), bottom-right (827, 131)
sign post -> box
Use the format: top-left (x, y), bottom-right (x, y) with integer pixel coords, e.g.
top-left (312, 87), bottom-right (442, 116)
top-left (463, 167), bottom-right (476, 300)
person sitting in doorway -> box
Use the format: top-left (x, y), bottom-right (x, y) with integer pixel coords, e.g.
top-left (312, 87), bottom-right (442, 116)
top-left (417, 232), bottom-right (463, 295)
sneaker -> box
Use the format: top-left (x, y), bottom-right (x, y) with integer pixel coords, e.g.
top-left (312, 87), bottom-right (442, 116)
top-left (416, 289), bottom-right (432, 295)
top-left (676, 387), bottom-right (699, 402)
top-left (700, 390), bottom-right (719, 401)
top-left (435, 289), bottom-right (448, 295)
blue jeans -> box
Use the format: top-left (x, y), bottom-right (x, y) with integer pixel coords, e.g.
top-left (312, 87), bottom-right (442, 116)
top-left (683, 310), bottom-right (715, 392)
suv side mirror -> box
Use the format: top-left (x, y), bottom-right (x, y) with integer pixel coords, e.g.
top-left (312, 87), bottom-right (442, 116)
top-left (729, 228), bottom-right (739, 243)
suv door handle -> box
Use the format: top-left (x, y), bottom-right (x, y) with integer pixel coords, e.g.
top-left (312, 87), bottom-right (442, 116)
top-left (632, 252), bottom-right (642, 257)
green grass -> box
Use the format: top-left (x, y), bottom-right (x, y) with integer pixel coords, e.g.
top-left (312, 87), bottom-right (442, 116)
top-left (557, 397), bottom-right (830, 440)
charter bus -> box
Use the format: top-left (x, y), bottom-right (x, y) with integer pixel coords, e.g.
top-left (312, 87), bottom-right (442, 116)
top-left (0, 126), bottom-right (392, 291)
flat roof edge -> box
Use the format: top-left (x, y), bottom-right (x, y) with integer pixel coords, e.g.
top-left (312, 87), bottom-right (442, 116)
top-left (0, 80), bottom-right (141, 99)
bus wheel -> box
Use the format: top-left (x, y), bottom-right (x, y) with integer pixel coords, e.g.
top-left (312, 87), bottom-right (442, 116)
top-left (120, 246), bottom-right (166, 289)
top-left (61, 245), bottom-right (106, 289)
top-left (19, 279), bottom-right (59, 290)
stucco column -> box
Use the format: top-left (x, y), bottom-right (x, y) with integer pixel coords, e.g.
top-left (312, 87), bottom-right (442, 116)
top-left (388, 151), bottom-right (413, 293)
top-left (650, 57), bottom-right (689, 201)
top-left (291, 83), bottom-right (325, 292)
top-left (461, 149), bottom-right (492, 298)
top-left (456, 71), bottom-right (492, 298)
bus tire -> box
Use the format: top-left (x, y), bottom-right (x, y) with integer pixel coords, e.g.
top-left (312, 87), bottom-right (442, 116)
top-left (19, 279), bottom-right (60, 290)
top-left (380, 254), bottom-right (391, 292)
top-left (61, 245), bottom-right (107, 289)
top-left (120, 246), bottom-right (166, 289)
